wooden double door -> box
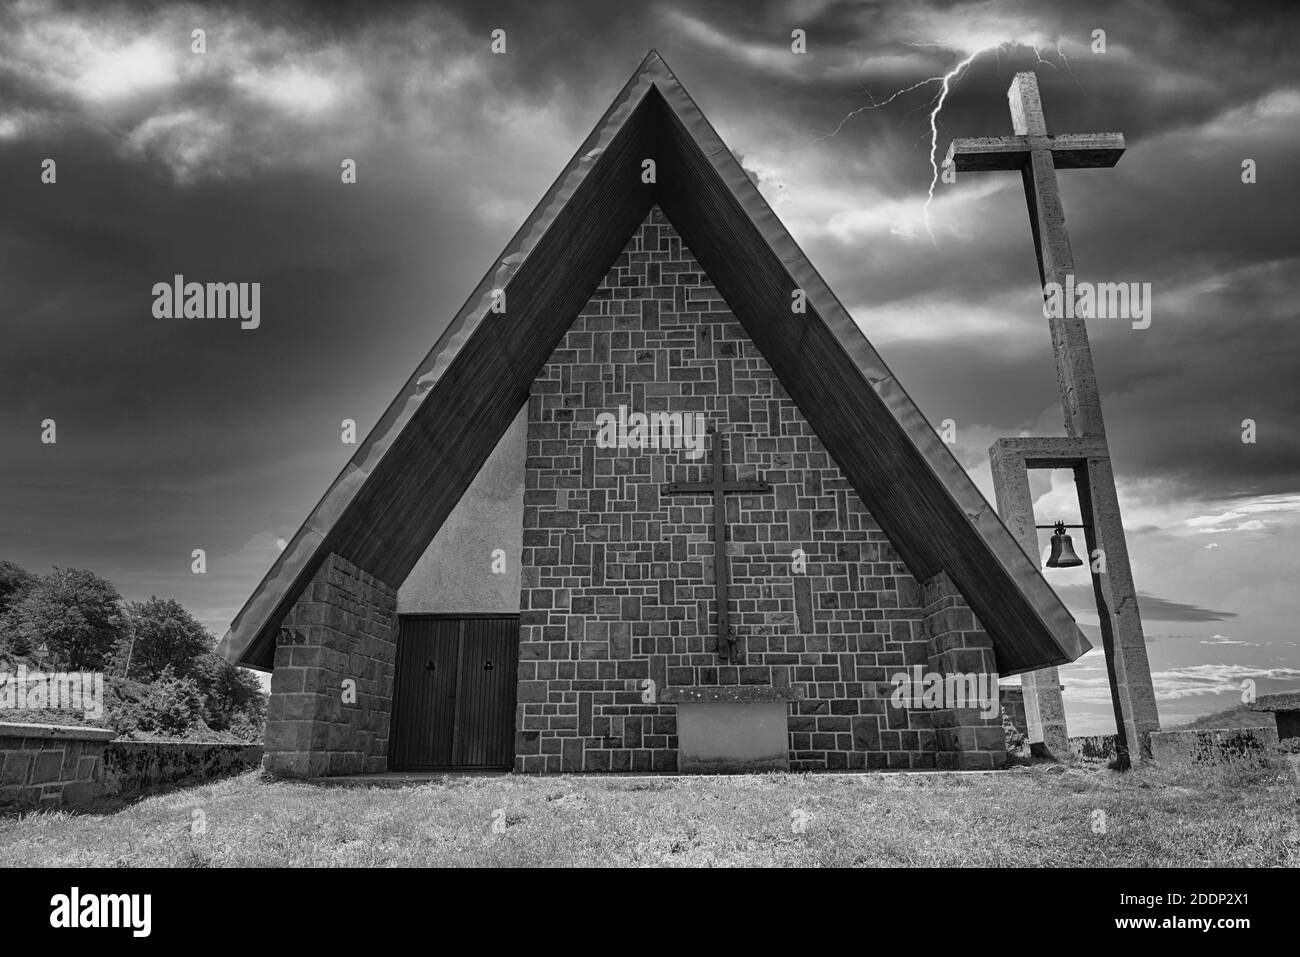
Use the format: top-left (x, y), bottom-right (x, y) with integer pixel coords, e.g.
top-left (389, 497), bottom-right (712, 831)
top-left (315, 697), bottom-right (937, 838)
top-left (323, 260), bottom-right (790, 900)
top-left (389, 615), bottom-right (520, 771)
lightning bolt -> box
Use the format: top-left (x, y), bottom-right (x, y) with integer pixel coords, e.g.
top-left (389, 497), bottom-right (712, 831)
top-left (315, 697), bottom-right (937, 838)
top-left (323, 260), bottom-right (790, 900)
top-left (818, 39), bottom-right (1074, 245)
top-left (921, 48), bottom-right (985, 243)
top-left (811, 76), bottom-right (946, 144)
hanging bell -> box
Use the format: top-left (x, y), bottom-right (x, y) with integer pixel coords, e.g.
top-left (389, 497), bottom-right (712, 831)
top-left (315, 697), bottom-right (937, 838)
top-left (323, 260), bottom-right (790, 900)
top-left (1045, 521), bottom-right (1084, 568)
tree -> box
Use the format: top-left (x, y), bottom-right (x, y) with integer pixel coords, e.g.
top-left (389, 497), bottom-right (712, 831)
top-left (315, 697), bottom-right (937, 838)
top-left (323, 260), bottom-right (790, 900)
top-left (0, 567), bottom-right (124, 669)
top-left (192, 652), bottom-right (266, 732)
top-left (0, 561), bottom-right (37, 617)
top-left (123, 597), bottom-right (212, 681)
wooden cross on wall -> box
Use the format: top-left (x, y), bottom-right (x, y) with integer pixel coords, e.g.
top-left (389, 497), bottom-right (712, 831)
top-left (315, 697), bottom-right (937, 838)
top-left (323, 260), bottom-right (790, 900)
top-left (664, 429), bottom-right (770, 661)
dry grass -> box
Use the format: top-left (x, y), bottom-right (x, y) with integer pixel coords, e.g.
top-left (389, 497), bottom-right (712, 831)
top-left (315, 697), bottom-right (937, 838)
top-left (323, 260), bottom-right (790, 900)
top-left (2, 758), bottom-right (1296, 867)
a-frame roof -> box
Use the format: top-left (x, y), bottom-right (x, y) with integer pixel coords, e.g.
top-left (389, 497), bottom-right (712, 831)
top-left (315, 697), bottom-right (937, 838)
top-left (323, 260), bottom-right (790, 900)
top-left (218, 50), bottom-right (1090, 676)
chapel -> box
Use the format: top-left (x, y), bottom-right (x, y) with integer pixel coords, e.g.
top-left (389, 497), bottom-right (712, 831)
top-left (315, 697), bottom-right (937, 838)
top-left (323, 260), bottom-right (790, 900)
top-left (218, 51), bottom-right (1089, 776)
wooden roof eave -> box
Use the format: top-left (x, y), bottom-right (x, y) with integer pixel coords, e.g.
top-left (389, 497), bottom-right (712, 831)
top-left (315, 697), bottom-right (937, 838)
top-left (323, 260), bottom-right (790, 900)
top-left (219, 50), bottom-right (1090, 677)
top-left (643, 53), bottom-right (1089, 674)
top-left (217, 54), bottom-right (668, 670)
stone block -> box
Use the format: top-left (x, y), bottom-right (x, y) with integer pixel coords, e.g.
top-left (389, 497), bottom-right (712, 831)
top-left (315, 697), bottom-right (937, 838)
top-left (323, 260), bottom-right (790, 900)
top-left (1, 752), bottom-right (32, 785)
top-left (31, 749), bottom-right (65, 784)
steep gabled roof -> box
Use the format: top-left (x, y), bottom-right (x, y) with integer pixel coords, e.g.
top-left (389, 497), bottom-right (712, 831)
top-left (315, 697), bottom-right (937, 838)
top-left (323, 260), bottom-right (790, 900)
top-left (218, 50), bottom-right (1090, 675)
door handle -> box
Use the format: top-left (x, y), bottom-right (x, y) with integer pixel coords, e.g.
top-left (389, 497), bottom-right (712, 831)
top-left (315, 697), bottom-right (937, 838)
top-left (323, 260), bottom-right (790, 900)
top-left (483, 660), bottom-right (493, 671)
top-left (425, 661), bottom-right (437, 672)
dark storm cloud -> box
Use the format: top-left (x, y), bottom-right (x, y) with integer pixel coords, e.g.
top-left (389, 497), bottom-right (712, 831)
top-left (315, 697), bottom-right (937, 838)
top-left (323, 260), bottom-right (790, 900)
top-left (0, 0), bottom-right (1296, 640)
top-left (729, 0), bottom-right (1300, 501)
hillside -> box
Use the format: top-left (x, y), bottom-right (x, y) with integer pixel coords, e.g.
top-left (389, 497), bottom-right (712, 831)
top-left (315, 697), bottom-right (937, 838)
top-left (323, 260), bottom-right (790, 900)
top-left (1174, 704), bottom-right (1273, 731)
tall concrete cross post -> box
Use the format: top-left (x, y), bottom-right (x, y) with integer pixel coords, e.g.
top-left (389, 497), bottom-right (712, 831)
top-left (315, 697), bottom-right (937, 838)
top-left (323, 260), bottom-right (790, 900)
top-left (947, 72), bottom-right (1160, 767)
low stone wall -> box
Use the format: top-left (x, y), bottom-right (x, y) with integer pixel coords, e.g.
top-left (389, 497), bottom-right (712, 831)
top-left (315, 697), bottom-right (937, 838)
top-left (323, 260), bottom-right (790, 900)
top-left (1, 722), bottom-right (264, 808)
top-left (1071, 734), bottom-right (1120, 761)
top-left (102, 741), bottom-right (264, 796)
top-left (922, 573), bottom-right (1006, 771)
top-left (1248, 691), bottom-right (1300, 741)
top-left (0, 722), bottom-right (116, 807)
top-left (1150, 727), bottom-right (1278, 767)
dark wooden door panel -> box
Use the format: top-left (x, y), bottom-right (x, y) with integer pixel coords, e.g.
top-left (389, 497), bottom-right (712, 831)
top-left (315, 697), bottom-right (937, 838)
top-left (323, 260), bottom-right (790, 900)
top-left (390, 617), bottom-right (459, 770)
top-left (391, 615), bottom-right (519, 771)
top-left (453, 617), bottom-right (520, 768)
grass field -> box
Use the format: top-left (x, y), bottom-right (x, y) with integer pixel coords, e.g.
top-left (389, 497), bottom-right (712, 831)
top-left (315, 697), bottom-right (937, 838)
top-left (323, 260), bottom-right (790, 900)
top-left (1, 758), bottom-right (1296, 867)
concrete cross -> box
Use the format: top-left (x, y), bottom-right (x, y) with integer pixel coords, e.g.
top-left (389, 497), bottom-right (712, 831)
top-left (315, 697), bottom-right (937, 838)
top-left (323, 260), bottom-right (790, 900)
top-left (946, 72), bottom-right (1160, 767)
top-left (664, 430), bottom-right (770, 662)
top-left (946, 71), bottom-right (1123, 439)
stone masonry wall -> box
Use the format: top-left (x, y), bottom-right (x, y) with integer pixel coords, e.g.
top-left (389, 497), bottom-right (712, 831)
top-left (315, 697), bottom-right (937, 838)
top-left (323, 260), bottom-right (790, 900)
top-left (102, 741), bottom-right (264, 796)
top-left (517, 207), bottom-right (991, 772)
top-left (922, 573), bottom-right (1006, 770)
top-left (0, 722), bottom-right (114, 807)
top-left (263, 552), bottom-right (397, 777)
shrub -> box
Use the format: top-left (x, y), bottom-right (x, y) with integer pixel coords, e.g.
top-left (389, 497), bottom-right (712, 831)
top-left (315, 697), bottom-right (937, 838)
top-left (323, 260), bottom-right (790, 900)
top-left (140, 670), bottom-right (205, 736)
top-left (226, 711), bottom-right (262, 742)
top-left (108, 700), bottom-right (148, 736)
top-left (1002, 708), bottom-right (1031, 766)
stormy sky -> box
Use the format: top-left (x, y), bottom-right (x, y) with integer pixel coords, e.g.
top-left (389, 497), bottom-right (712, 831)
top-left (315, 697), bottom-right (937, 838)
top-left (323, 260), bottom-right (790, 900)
top-left (2, 0), bottom-right (1297, 734)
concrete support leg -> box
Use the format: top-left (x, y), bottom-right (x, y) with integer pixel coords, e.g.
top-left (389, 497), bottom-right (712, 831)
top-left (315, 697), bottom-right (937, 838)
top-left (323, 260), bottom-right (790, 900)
top-left (921, 572), bottom-right (1007, 770)
top-left (1020, 666), bottom-right (1069, 759)
top-left (1077, 457), bottom-right (1161, 764)
top-left (262, 553), bottom-right (398, 778)
top-left (989, 444), bottom-right (1070, 760)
